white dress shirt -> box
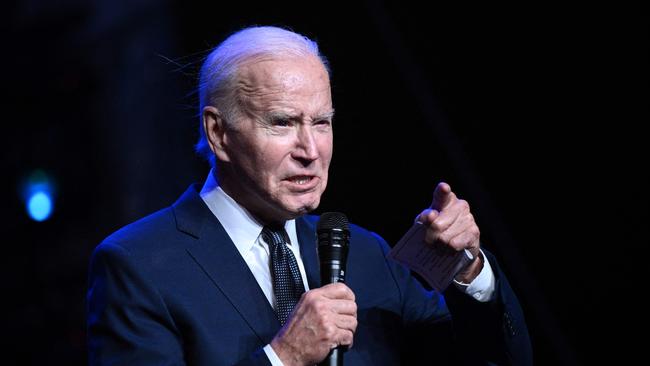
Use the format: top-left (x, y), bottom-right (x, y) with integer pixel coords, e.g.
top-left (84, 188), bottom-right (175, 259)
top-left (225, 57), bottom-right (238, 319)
top-left (199, 170), bottom-right (495, 365)
top-left (199, 171), bottom-right (306, 365)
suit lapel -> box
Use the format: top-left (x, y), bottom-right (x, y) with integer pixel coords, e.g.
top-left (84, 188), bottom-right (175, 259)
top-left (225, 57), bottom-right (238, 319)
top-left (173, 185), bottom-right (280, 344)
top-left (296, 216), bottom-right (321, 289)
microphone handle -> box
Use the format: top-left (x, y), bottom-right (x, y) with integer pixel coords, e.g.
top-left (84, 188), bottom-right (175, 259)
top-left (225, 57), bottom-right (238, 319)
top-left (317, 224), bottom-right (349, 366)
top-left (320, 348), bottom-right (343, 366)
top-left (318, 265), bottom-right (346, 366)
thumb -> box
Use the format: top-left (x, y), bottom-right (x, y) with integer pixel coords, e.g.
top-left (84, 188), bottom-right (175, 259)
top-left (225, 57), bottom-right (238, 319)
top-left (431, 182), bottom-right (453, 211)
top-left (417, 208), bottom-right (439, 224)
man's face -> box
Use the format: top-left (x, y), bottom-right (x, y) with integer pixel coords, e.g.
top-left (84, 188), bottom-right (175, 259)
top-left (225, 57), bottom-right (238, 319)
top-left (218, 56), bottom-right (334, 224)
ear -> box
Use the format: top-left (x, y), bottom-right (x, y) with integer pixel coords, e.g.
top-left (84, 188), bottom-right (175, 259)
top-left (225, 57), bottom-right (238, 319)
top-left (202, 106), bottom-right (231, 162)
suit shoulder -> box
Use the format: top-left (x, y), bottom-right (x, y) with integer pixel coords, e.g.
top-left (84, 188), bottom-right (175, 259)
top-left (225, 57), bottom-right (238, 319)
top-left (304, 214), bottom-right (385, 238)
top-left (97, 207), bottom-right (178, 254)
top-left (304, 214), bottom-right (389, 251)
top-left (349, 222), bottom-right (382, 240)
top-left (348, 222), bottom-right (392, 256)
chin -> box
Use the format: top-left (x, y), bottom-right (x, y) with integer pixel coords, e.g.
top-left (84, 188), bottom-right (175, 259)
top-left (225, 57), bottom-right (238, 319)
top-left (285, 198), bottom-right (320, 217)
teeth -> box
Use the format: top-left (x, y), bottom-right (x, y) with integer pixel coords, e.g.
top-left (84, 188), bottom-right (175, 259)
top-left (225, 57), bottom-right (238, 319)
top-left (290, 176), bottom-right (310, 184)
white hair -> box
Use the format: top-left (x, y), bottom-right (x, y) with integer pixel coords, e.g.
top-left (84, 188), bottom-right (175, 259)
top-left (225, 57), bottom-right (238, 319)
top-left (195, 26), bottom-right (330, 167)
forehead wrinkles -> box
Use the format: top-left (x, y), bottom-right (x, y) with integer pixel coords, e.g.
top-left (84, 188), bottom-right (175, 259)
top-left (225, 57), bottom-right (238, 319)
top-left (236, 67), bottom-right (285, 115)
top-left (235, 58), bottom-right (331, 118)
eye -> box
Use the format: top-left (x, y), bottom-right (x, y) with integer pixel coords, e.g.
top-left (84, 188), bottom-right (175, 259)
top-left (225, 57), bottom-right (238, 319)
top-left (272, 118), bottom-right (292, 127)
top-left (314, 119), bottom-right (332, 128)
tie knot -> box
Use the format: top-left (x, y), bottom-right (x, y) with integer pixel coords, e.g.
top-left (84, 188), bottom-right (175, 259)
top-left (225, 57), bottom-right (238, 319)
top-left (261, 225), bottom-right (290, 248)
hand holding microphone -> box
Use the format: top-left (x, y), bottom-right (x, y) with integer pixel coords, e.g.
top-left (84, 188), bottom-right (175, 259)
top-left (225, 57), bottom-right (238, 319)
top-left (270, 213), bottom-right (356, 366)
top-left (317, 213), bottom-right (351, 366)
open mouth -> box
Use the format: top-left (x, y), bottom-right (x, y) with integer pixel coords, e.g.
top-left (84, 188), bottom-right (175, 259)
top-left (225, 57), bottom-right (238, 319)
top-left (285, 175), bottom-right (316, 186)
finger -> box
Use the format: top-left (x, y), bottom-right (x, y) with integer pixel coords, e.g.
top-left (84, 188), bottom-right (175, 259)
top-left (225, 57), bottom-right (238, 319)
top-left (447, 230), bottom-right (476, 251)
top-left (428, 204), bottom-right (463, 235)
top-left (334, 314), bottom-right (358, 332)
top-left (436, 213), bottom-right (475, 245)
top-left (431, 182), bottom-right (454, 211)
top-left (457, 227), bottom-right (481, 255)
top-left (328, 299), bottom-right (357, 316)
top-left (320, 283), bottom-right (355, 301)
top-left (336, 329), bottom-right (355, 347)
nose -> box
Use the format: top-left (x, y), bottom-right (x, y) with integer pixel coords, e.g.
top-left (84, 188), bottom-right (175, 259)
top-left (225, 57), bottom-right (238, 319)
top-left (292, 125), bottom-right (319, 165)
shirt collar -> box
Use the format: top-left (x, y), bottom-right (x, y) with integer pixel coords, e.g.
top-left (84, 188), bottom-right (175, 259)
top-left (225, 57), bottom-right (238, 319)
top-left (199, 170), bottom-right (298, 256)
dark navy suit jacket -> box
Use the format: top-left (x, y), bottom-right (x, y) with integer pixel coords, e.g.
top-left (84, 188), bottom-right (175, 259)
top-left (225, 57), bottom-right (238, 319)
top-left (87, 185), bottom-right (532, 365)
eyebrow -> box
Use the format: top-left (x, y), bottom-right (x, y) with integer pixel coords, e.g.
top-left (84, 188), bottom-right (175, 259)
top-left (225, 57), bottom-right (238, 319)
top-left (266, 109), bottom-right (335, 122)
top-left (314, 110), bottom-right (335, 121)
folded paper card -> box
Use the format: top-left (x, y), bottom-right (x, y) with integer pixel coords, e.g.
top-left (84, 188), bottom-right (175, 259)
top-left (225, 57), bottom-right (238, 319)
top-left (388, 221), bottom-right (473, 291)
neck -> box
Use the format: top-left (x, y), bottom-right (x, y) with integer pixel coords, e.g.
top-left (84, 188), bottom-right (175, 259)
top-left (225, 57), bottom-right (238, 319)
top-left (214, 167), bottom-right (290, 227)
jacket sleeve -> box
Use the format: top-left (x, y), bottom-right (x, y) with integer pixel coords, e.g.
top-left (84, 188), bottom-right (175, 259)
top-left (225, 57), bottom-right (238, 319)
top-left (443, 250), bottom-right (533, 366)
top-left (86, 241), bottom-right (272, 366)
top-left (371, 232), bottom-right (453, 327)
top-left (372, 232), bottom-right (532, 366)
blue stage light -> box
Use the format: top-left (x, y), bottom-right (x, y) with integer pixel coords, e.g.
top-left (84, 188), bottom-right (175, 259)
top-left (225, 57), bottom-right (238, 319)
top-left (28, 191), bottom-right (52, 221)
top-left (23, 170), bottom-right (56, 222)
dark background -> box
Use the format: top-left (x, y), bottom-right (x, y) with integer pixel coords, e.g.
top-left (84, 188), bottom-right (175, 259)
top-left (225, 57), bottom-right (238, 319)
top-left (3, 1), bottom-right (646, 365)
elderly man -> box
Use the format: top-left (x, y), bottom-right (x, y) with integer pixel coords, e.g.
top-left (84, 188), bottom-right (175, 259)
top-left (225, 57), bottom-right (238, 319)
top-left (87, 26), bottom-right (532, 365)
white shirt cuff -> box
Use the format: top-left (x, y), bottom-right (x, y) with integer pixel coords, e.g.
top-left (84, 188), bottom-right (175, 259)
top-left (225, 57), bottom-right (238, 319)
top-left (453, 249), bottom-right (496, 302)
top-left (263, 344), bottom-right (285, 366)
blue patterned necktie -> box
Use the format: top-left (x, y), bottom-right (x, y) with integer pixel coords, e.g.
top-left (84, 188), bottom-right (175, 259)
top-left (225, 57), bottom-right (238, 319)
top-left (261, 225), bottom-right (306, 325)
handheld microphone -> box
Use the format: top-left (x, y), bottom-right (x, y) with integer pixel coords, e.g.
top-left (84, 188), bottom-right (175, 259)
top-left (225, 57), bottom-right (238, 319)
top-left (317, 212), bottom-right (350, 366)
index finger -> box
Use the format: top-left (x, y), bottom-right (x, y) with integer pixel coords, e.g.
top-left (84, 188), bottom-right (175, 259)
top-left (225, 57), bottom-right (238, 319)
top-left (431, 182), bottom-right (454, 211)
top-left (320, 283), bottom-right (356, 301)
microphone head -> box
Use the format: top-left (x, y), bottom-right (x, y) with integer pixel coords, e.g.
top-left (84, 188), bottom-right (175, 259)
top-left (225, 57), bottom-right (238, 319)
top-left (317, 212), bottom-right (350, 286)
top-left (317, 212), bottom-right (349, 231)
